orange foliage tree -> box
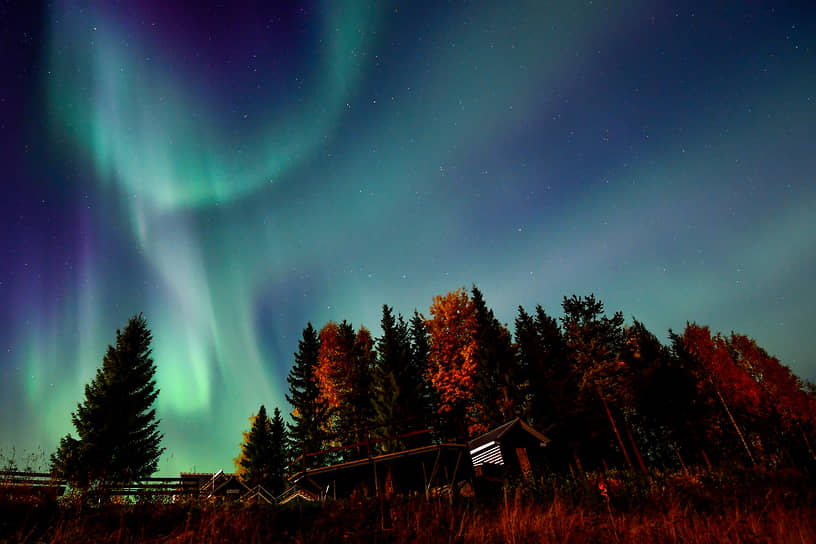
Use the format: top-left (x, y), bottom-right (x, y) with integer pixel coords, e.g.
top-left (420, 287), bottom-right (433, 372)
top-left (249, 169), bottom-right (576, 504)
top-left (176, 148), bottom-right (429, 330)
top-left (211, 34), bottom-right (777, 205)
top-left (423, 288), bottom-right (481, 437)
top-left (315, 321), bottom-right (354, 416)
top-left (314, 321), bottom-right (375, 455)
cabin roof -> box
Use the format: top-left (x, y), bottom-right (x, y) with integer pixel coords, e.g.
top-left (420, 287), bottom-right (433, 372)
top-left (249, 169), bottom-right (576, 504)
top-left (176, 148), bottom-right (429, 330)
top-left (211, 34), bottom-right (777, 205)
top-left (288, 442), bottom-right (467, 483)
top-left (468, 418), bottom-right (550, 451)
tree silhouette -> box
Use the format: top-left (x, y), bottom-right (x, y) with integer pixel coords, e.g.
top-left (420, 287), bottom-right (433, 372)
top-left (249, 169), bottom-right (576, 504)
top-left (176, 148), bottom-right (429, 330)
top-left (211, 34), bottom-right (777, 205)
top-left (471, 286), bottom-right (520, 429)
top-left (50, 313), bottom-right (164, 487)
top-left (372, 306), bottom-right (427, 451)
top-left (286, 323), bottom-right (329, 466)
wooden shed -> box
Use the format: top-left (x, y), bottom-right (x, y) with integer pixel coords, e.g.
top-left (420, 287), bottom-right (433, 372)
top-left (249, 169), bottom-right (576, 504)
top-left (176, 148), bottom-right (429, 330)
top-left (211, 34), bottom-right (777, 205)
top-left (468, 418), bottom-right (550, 480)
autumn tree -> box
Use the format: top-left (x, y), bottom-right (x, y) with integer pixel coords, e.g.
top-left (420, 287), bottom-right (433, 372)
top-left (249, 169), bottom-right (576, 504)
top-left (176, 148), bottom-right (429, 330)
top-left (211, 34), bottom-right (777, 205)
top-left (424, 288), bottom-right (479, 438)
top-left (286, 323), bottom-right (329, 466)
top-left (315, 321), bottom-right (355, 422)
top-left (312, 321), bottom-right (376, 458)
top-left (50, 313), bottom-right (164, 487)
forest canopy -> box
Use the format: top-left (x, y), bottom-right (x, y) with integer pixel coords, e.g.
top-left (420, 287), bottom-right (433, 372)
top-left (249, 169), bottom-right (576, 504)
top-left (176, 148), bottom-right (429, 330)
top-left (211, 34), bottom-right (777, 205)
top-left (275, 286), bottom-right (816, 476)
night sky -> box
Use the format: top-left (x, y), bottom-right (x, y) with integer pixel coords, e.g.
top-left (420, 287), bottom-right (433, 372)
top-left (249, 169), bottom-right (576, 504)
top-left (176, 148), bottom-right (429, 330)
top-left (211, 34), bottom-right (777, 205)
top-left (2, 1), bottom-right (814, 475)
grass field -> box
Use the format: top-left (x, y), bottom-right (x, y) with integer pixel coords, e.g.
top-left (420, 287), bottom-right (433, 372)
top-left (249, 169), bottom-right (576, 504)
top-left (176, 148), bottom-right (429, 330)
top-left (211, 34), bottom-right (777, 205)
top-left (2, 467), bottom-right (813, 543)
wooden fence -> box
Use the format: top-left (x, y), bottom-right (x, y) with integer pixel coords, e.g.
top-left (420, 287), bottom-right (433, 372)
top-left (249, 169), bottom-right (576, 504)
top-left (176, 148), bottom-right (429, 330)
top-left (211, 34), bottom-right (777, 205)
top-left (0, 471), bottom-right (202, 498)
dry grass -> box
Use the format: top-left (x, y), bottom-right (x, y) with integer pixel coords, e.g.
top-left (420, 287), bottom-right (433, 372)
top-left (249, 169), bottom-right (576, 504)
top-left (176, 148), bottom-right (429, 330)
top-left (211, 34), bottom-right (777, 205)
top-left (2, 469), bottom-right (814, 543)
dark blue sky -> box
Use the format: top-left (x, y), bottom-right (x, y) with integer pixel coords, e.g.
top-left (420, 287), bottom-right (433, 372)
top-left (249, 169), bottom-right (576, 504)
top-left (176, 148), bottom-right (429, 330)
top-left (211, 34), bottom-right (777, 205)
top-left (1, 1), bottom-right (814, 474)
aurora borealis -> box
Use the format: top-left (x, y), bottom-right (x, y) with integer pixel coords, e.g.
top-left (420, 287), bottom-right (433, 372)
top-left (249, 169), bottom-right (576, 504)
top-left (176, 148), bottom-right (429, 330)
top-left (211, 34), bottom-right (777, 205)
top-left (1, 1), bottom-right (815, 475)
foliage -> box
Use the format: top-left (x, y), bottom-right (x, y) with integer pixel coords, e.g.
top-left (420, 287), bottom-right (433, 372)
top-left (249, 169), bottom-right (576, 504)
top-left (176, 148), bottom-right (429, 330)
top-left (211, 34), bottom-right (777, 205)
top-left (50, 313), bottom-right (164, 487)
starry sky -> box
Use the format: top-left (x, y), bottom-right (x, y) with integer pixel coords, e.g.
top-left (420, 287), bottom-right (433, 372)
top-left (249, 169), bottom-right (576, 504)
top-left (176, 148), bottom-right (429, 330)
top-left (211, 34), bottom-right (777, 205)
top-left (1, 1), bottom-right (815, 476)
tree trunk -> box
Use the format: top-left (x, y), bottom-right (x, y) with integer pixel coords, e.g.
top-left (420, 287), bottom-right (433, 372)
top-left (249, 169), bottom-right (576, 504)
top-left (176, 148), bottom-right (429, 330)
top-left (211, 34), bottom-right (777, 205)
top-left (799, 423), bottom-right (816, 464)
top-left (714, 388), bottom-right (756, 466)
top-left (624, 418), bottom-right (649, 475)
top-left (600, 393), bottom-right (635, 472)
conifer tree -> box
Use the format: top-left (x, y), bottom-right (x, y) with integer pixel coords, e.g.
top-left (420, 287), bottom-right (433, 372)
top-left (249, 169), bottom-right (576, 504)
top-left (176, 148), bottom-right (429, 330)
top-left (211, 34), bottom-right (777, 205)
top-left (268, 407), bottom-right (289, 493)
top-left (372, 306), bottom-right (423, 450)
top-left (286, 323), bottom-right (328, 467)
top-left (409, 310), bottom-right (435, 423)
top-left (236, 405), bottom-right (289, 493)
top-left (471, 286), bottom-right (520, 428)
top-left (50, 313), bottom-right (164, 486)
top-left (515, 305), bottom-right (570, 427)
top-left (237, 405), bottom-right (274, 487)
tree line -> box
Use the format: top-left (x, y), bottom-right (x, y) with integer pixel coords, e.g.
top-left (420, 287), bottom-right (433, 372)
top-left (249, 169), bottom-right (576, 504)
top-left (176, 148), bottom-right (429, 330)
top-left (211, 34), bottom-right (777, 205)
top-left (47, 289), bottom-right (816, 497)
top-left (237, 286), bottom-right (816, 494)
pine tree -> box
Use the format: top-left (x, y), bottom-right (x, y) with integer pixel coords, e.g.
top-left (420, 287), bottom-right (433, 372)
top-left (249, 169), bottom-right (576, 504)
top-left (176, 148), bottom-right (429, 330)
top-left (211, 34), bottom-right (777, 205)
top-left (238, 405), bottom-right (273, 488)
top-left (268, 407), bottom-right (289, 493)
top-left (515, 304), bottom-right (570, 427)
top-left (50, 313), bottom-right (164, 486)
top-left (236, 405), bottom-right (289, 493)
top-left (409, 310), bottom-right (435, 424)
top-left (372, 306), bottom-right (420, 450)
top-left (471, 286), bottom-right (520, 429)
top-left (340, 326), bottom-right (375, 456)
top-left (286, 323), bottom-right (328, 468)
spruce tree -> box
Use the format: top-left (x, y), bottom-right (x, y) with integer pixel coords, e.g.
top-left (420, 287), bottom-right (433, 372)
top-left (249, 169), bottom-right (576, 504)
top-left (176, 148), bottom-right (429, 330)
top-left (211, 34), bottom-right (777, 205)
top-left (339, 327), bottom-right (375, 458)
top-left (237, 405), bottom-right (289, 493)
top-left (238, 405), bottom-right (274, 487)
top-left (372, 305), bottom-right (415, 450)
top-left (268, 407), bottom-right (289, 493)
top-left (50, 313), bottom-right (164, 486)
top-left (409, 310), bottom-right (435, 424)
top-left (471, 286), bottom-right (520, 428)
top-left (286, 323), bottom-right (328, 467)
